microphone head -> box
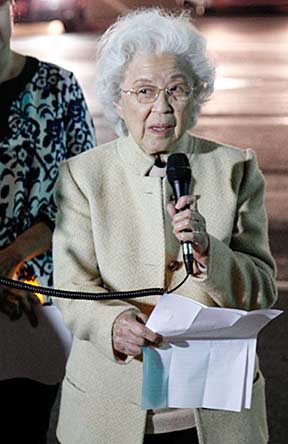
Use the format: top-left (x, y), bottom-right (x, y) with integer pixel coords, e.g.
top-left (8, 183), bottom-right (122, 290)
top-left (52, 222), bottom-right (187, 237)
top-left (167, 153), bottom-right (191, 186)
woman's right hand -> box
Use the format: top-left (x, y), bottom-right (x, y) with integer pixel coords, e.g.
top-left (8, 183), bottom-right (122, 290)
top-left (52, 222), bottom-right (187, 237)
top-left (0, 246), bottom-right (39, 327)
top-left (112, 310), bottom-right (162, 359)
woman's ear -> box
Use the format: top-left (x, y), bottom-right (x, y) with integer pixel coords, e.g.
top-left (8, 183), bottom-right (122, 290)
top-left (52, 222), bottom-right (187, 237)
top-left (113, 100), bottom-right (124, 119)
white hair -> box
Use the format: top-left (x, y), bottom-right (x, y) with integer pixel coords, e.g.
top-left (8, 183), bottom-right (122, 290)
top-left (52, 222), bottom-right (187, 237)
top-left (95, 8), bottom-right (215, 136)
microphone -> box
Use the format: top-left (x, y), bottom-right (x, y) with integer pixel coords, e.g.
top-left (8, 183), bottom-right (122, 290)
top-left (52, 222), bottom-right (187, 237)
top-left (167, 153), bottom-right (193, 275)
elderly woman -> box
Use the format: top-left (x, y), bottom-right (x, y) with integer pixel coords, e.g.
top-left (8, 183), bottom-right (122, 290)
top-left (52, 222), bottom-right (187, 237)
top-left (53, 8), bottom-right (277, 444)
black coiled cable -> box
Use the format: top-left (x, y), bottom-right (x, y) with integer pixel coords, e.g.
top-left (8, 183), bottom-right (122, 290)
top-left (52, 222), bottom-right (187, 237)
top-left (0, 274), bottom-right (189, 301)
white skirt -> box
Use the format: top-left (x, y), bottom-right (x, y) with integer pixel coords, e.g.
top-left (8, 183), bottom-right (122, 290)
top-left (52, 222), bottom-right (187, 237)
top-left (0, 304), bottom-right (72, 384)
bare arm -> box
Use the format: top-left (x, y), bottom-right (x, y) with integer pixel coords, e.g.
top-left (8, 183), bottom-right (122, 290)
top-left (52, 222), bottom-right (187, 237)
top-left (0, 222), bottom-right (52, 276)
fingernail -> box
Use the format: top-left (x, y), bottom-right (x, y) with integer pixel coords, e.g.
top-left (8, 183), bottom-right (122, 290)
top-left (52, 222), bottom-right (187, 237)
top-left (136, 316), bottom-right (145, 325)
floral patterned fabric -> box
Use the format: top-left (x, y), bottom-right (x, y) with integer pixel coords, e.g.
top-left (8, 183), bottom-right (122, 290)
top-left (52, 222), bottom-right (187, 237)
top-left (0, 56), bottom-right (96, 289)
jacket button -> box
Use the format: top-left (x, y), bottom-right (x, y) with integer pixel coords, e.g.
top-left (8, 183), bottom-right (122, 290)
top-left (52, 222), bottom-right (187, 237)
top-left (167, 260), bottom-right (182, 272)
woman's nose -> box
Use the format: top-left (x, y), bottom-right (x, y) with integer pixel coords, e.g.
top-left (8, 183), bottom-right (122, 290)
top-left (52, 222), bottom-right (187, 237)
top-left (152, 90), bottom-right (173, 112)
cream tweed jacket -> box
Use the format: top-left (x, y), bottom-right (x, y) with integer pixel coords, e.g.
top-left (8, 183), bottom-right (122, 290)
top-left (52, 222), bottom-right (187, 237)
top-left (53, 132), bottom-right (277, 444)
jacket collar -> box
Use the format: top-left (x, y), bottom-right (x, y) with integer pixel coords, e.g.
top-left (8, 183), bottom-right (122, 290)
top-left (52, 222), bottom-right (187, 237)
top-left (117, 132), bottom-right (195, 176)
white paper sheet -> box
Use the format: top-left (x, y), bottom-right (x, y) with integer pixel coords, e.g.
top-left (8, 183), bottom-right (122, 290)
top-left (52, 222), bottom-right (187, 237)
top-left (142, 293), bottom-right (282, 412)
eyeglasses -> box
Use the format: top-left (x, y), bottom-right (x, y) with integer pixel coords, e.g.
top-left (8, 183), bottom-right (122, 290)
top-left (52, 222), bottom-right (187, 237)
top-left (121, 83), bottom-right (194, 104)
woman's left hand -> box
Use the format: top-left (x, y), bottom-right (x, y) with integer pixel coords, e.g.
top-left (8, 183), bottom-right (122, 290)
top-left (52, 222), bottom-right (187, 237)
top-left (167, 195), bottom-right (209, 265)
top-left (0, 287), bottom-right (39, 327)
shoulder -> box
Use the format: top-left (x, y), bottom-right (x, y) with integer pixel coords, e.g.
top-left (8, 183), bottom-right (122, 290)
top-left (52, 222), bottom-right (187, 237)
top-left (189, 133), bottom-right (262, 189)
top-left (191, 133), bottom-right (252, 162)
top-left (193, 135), bottom-right (252, 160)
top-left (58, 138), bottom-right (121, 196)
top-left (62, 138), bottom-right (119, 176)
top-left (34, 59), bottom-right (79, 87)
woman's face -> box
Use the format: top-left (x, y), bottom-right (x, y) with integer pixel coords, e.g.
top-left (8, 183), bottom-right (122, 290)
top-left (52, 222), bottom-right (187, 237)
top-left (0, 0), bottom-right (12, 53)
top-left (114, 53), bottom-right (195, 155)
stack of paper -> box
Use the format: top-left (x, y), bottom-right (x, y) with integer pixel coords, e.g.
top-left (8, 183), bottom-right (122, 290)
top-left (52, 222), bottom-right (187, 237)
top-left (142, 293), bottom-right (282, 412)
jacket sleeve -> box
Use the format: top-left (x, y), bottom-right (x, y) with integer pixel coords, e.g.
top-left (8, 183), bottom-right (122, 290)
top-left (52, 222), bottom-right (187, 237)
top-left (192, 149), bottom-right (277, 310)
top-left (52, 161), bottom-right (140, 362)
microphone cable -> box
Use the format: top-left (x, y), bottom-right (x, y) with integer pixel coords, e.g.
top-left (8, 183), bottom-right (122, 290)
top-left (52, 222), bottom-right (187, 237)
top-left (0, 273), bottom-right (189, 301)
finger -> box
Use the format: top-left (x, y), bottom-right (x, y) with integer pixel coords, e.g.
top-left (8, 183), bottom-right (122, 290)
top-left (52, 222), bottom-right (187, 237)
top-left (3, 290), bottom-right (20, 306)
top-left (0, 301), bottom-right (22, 320)
top-left (114, 332), bottom-right (162, 356)
top-left (23, 307), bottom-right (38, 328)
top-left (114, 323), bottom-right (147, 346)
top-left (125, 319), bottom-right (151, 341)
top-left (175, 195), bottom-right (200, 211)
top-left (135, 312), bottom-right (148, 325)
top-left (135, 312), bottom-right (161, 343)
top-left (172, 216), bottom-right (197, 231)
top-left (124, 343), bottom-right (143, 356)
top-left (113, 330), bottom-right (143, 356)
top-left (190, 209), bottom-right (206, 225)
top-left (20, 295), bottom-right (39, 327)
top-left (115, 341), bottom-right (142, 357)
top-left (0, 289), bottom-right (22, 319)
top-left (172, 208), bottom-right (193, 223)
top-left (144, 333), bottom-right (163, 347)
top-left (5, 287), bottom-right (25, 300)
top-left (179, 230), bottom-right (206, 242)
top-left (175, 196), bottom-right (190, 211)
top-left (116, 314), bottom-right (159, 344)
top-left (173, 219), bottom-right (205, 236)
top-left (126, 331), bottom-right (147, 347)
top-left (140, 327), bottom-right (162, 346)
top-left (117, 313), bottom-right (146, 337)
top-left (29, 293), bottom-right (41, 305)
top-left (115, 325), bottom-right (161, 351)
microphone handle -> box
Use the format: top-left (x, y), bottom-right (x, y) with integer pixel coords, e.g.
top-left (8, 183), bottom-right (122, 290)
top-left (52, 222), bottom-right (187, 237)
top-left (176, 203), bottom-right (194, 275)
top-left (181, 240), bottom-right (194, 275)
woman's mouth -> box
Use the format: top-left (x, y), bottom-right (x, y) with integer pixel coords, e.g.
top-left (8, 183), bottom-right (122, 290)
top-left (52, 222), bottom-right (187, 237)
top-left (148, 124), bottom-right (174, 135)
